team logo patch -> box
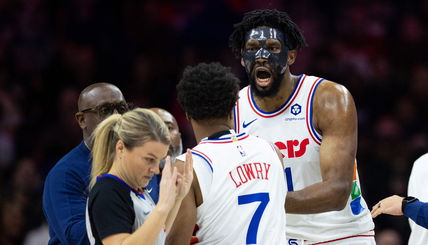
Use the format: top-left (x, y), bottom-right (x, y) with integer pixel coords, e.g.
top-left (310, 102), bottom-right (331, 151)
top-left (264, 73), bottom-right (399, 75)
top-left (291, 103), bottom-right (301, 116)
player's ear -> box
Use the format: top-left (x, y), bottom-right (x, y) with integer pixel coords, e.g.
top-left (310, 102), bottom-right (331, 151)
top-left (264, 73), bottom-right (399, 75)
top-left (240, 50), bottom-right (245, 67)
top-left (287, 50), bottom-right (297, 65)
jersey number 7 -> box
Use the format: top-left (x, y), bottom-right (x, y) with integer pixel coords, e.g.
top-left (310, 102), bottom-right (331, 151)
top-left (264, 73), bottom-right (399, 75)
top-left (238, 192), bottom-right (270, 244)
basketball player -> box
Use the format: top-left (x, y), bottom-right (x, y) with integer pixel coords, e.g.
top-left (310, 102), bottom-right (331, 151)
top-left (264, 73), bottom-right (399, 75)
top-left (230, 9), bottom-right (375, 244)
top-left (166, 62), bottom-right (287, 245)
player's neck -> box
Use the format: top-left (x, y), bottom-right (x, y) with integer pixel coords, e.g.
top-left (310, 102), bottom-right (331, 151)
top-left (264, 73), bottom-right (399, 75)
top-left (191, 119), bottom-right (233, 143)
top-left (253, 73), bottom-right (299, 112)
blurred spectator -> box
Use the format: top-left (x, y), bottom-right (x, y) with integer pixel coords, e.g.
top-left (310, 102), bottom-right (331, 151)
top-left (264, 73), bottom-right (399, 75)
top-left (23, 222), bottom-right (49, 245)
top-left (376, 229), bottom-right (402, 245)
top-left (0, 200), bottom-right (25, 245)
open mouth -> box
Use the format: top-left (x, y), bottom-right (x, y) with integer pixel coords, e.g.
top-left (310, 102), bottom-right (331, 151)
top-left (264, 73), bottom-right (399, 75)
top-left (255, 67), bottom-right (272, 87)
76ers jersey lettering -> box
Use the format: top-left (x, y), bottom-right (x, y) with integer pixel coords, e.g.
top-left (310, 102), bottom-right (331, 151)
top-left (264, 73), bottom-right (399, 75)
top-left (234, 75), bottom-right (375, 242)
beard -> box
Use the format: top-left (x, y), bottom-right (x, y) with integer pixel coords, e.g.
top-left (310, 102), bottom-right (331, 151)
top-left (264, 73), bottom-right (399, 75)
top-left (169, 142), bottom-right (183, 162)
top-left (249, 67), bottom-right (284, 98)
top-left (159, 141), bottom-right (183, 170)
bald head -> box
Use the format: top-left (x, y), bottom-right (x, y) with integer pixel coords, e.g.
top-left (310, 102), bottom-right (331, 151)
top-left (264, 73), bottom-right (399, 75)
top-left (76, 83), bottom-right (126, 147)
top-left (150, 108), bottom-right (182, 160)
top-left (78, 83), bottom-right (124, 111)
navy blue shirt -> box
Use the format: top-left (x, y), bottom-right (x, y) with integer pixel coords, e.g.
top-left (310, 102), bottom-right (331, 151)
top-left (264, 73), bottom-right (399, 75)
top-left (43, 141), bottom-right (91, 245)
top-left (404, 200), bottom-right (428, 229)
top-left (42, 141), bottom-right (161, 244)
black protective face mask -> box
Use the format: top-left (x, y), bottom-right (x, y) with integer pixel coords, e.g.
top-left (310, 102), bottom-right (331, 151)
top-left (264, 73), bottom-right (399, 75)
top-left (242, 27), bottom-right (290, 97)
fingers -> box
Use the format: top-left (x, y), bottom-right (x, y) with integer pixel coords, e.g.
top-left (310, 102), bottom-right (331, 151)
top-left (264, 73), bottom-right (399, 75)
top-left (163, 156), bottom-right (172, 177)
top-left (371, 210), bottom-right (381, 218)
top-left (186, 149), bottom-right (193, 174)
top-left (171, 166), bottom-right (178, 183)
top-left (185, 149), bottom-right (194, 180)
top-left (371, 202), bottom-right (382, 218)
top-left (160, 156), bottom-right (178, 188)
top-left (175, 172), bottom-right (183, 184)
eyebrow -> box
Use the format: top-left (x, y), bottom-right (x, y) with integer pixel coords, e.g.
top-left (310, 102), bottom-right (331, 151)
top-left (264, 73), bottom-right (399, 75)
top-left (164, 121), bottom-right (174, 126)
top-left (146, 153), bottom-right (158, 159)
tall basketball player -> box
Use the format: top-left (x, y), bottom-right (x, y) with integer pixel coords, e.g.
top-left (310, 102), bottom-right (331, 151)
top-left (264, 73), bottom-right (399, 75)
top-left (166, 62), bottom-right (287, 245)
top-left (230, 9), bottom-right (375, 244)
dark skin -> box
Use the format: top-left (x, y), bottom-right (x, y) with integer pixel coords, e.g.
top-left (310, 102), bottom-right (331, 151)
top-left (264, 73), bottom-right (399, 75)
top-left (242, 34), bottom-right (357, 213)
top-left (75, 83), bottom-right (126, 148)
top-left (166, 115), bottom-right (233, 245)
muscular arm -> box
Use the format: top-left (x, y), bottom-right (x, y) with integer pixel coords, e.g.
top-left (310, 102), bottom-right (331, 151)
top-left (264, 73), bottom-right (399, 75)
top-left (286, 81), bottom-right (357, 213)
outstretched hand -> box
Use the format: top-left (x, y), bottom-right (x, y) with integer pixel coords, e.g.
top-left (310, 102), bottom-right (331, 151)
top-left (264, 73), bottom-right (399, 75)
top-left (176, 149), bottom-right (194, 200)
top-left (371, 195), bottom-right (404, 218)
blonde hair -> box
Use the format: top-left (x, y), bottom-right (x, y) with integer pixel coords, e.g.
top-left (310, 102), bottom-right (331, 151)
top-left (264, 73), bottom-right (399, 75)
top-left (90, 108), bottom-right (170, 188)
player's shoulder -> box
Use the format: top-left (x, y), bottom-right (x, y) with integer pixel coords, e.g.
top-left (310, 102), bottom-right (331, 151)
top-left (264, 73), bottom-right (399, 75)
top-left (243, 134), bottom-right (275, 151)
top-left (175, 148), bottom-right (209, 163)
top-left (246, 133), bottom-right (268, 143)
top-left (413, 153), bottom-right (428, 169)
top-left (311, 78), bottom-right (355, 109)
top-left (309, 77), bottom-right (357, 128)
top-left (238, 85), bottom-right (250, 96)
top-left (315, 79), bottom-right (351, 96)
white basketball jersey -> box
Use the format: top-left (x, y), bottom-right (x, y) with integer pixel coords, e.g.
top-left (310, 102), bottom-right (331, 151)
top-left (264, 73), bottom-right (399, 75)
top-left (189, 130), bottom-right (286, 245)
top-left (234, 74), bottom-right (374, 242)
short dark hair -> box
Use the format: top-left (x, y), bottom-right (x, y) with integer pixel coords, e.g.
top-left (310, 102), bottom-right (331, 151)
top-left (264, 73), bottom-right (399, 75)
top-left (229, 9), bottom-right (307, 57)
top-left (177, 62), bottom-right (240, 121)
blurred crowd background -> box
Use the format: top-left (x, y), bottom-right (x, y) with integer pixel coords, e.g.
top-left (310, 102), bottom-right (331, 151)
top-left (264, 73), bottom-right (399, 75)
top-left (0, 0), bottom-right (427, 244)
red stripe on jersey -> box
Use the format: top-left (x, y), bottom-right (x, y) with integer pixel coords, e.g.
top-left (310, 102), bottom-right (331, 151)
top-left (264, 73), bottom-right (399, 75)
top-left (308, 234), bottom-right (375, 245)
top-left (191, 149), bottom-right (213, 164)
top-left (235, 100), bottom-right (240, 133)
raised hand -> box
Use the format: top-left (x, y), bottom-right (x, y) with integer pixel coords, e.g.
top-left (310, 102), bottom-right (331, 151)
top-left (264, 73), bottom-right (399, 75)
top-left (176, 149), bottom-right (194, 200)
top-left (157, 156), bottom-right (179, 211)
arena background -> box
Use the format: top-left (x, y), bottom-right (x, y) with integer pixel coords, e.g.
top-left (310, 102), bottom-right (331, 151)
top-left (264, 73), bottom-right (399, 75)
top-left (0, 0), bottom-right (427, 244)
